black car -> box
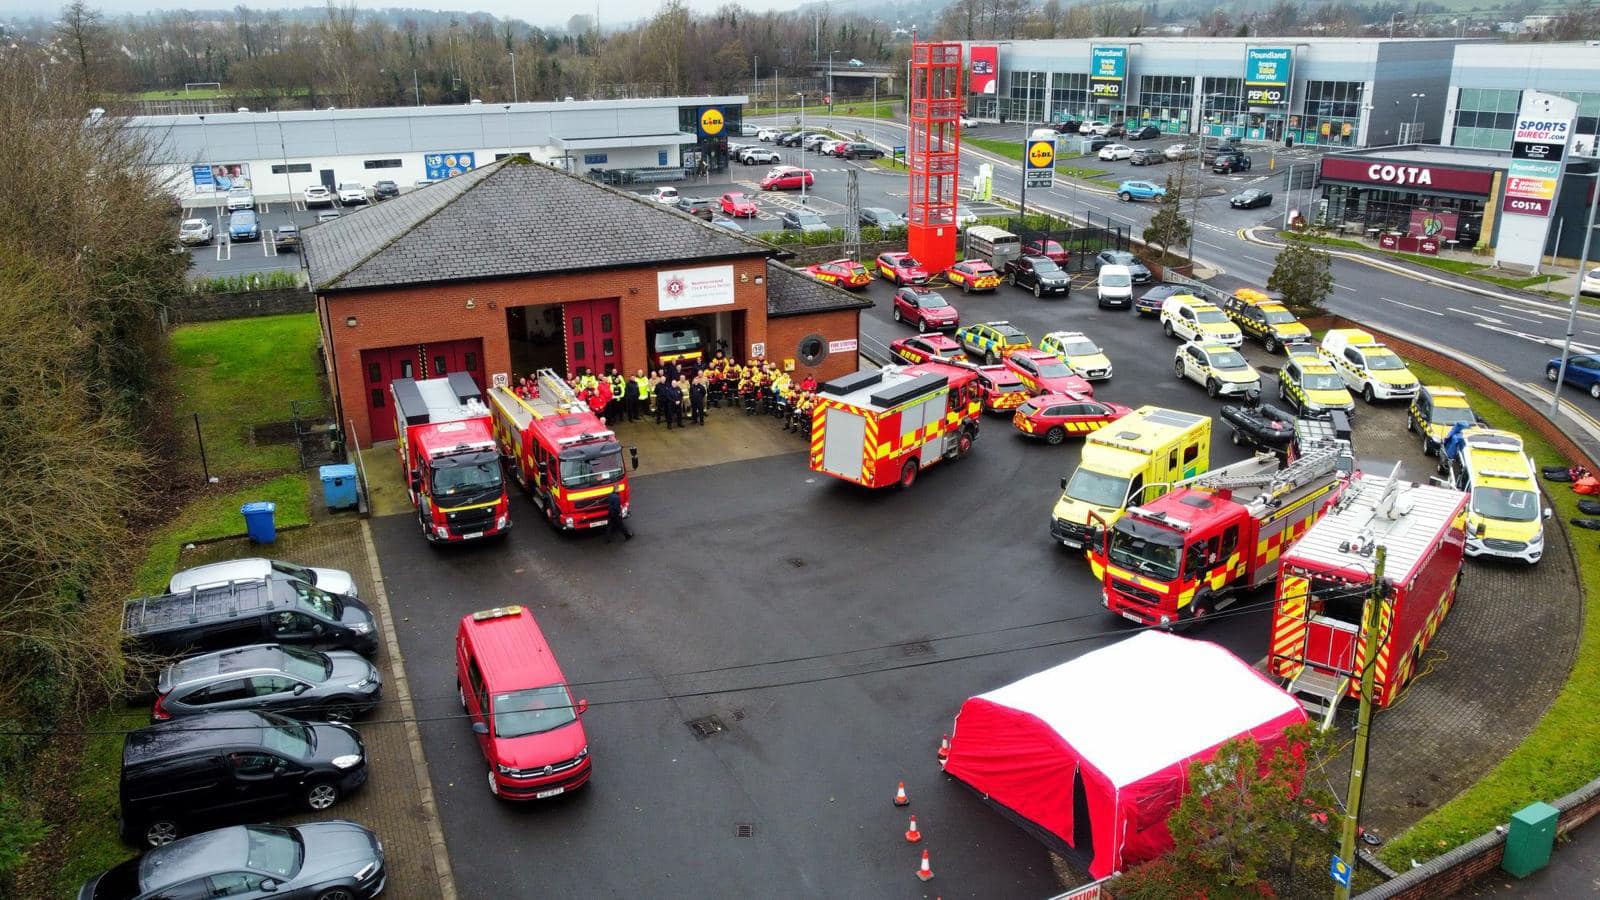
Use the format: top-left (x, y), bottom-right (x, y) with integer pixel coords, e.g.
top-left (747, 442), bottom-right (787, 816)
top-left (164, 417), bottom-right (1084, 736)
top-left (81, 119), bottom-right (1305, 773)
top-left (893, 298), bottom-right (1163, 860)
top-left (1094, 249), bottom-right (1153, 284)
top-left (1212, 151), bottom-right (1252, 174)
top-left (1230, 189), bottom-right (1273, 209)
top-left (676, 197), bottom-right (716, 220)
top-left (1054, 119), bottom-right (1082, 134)
top-left (1006, 255), bottom-right (1071, 297)
top-left (1128, 125), bottom-right (1161, 140)
top-left (1129, 148), bottom-right (1165, 166)
top-left (840, 142), bottom-right (883, 160)
top-left (124, 575), bottom-right (378, 658)
top-left (1136, 283), bottom-right (1189, 317)
top-left (79, 821), bottom-right (386, 900)
top-left (777, 131), bottom-right (805, 147)
top-left (372, 180), bottom-right (399, 200)
top-left (1085, 136), bottom-right (1112, 153)
top-left (120, 711), bottom-right (368, 847)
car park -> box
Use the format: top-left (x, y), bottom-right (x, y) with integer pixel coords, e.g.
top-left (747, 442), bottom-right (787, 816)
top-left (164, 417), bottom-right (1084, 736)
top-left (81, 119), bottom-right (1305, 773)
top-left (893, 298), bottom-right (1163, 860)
top-left (227, 210), bottom-right (260, 241)
top-left (1094, 250), bottom-right (1151, 283)
top-left (1175, 341), bottom-right (1261, 398)
top-left (892, 287), bottom-right (960, 331)
top-left (1409, 385), bottom-right (1480, 454)
top-left (178, 218), bottom-right (214, 246)
top-left (1230, 189), bottom-right (1273, 209)
top-left (945, 259), bottom-right (1002, 294)
top-left (838, 142), bottom-right (884, 160)
top-left (956, 320), bottom-right (1033, 364)
top-left (1221, 288), bottom-right (1310, 352)
top-left (676, 197), bottom-right (717, 220)
top-left (761, 167), bottom-right (814, 191)
top-left (303, 185), bottom-right (334, 207)
top-left (802, 258), bottom-right (872, 289)
top-left (1013, 395), bottom-right (1132, 444)
top-left (720, 192), bottom-right (757, 217)
top-left (336, 182), bottom-right (369, 205)
top-left (647, 186), bottom-right (681, 204)
top-left (315, 210), bottom-right (341, 224)
top-left (1278, 357), bottom-right (1356, 415)
top-left (119, 710), bottom-right (367, 847)
top-left (1212, 151), bottom-right (1252, 174)
top-left (272, 224), bottom-right (300, 252)
top-left (970, 364), bottom-right (1032, 414)
top-left (456, 605), bottom-right (591, 801)
top-left (860, 207), bottom-right (907, 229)
top-left (1127, 124), bottom-right (1161, 140)
top-left (1546, 352), bottom-right (1600, 398)
top-left (875, 251), bottom-right (929, 286)
top-left (152, 644), bottom-right (382, 723)
top-left (225, 187), bottom-right (255, 211)
top-left (890, 333), bottom-right (965, 364)
top-left (1038, 331), bottom-right (1112, 380)
top-left (1005, 255), bottom-right (1071, 297)
top-left (1161, 295), bottom-right (1244, 347)
top-left (77, 821), bottom-right (387, 900)
top-left (1005, 349), bottom-right (1093, 397)
top-left (372, 180), bottom-right (399, 200)
top-left (1135, 283), bottom-right (1186, 317)
top-left (1129, 148), bottom-right (1164, 166)
top-left (1117, 180), bottom-right (1166, 202)
top-left (1021, 239), bottom-right (1069, 266)
top-left (739, 147), bottom-right (782, 165)
top-left (1164, 143), bottom-right (1197, 161)
top-left (1096, 265), bottom-right (1133, 309)
top-left (780, 210), bottom-right (830, 234)
top-left (1097, 143), bottom-right (1133, 161)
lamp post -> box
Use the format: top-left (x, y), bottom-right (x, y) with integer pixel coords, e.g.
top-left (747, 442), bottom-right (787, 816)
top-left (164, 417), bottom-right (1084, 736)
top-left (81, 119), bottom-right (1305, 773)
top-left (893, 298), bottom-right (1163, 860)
top-left (1410, 92), bottom-right (1426, 142)
top-left (1550, 168), bottom-right (1600, 418)
top-left (509, 51), bottom-right (518, 103)
top-left (794, 91), bottom-right (808, 205)
top-left (198, 114), bottom-right (216, 229)
top-left (828, 50), bottom-right (838, 114)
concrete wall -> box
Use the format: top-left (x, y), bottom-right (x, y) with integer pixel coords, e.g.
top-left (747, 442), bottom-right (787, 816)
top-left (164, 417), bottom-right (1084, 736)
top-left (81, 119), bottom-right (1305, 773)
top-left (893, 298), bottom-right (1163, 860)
top-left (168, 287), bottom-right (315, 323)
top-left (1371, 42), bottom-right (1458, 146)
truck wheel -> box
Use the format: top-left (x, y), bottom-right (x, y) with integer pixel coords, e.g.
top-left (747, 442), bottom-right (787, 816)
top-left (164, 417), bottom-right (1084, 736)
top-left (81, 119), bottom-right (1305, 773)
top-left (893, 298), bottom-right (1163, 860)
top-left (1264, 335), bottom-right (1279, 353)
top-left (1206, 378), bottom-right (1221, 398)
top-left (1045, 427), bottom-right (1066, 445)
top-left (1173, 358), bottom-right (1185, 379)
top-left (957, 430), bottom-right (974, 457)
top-left (899, 459), bottom-right (919, 489)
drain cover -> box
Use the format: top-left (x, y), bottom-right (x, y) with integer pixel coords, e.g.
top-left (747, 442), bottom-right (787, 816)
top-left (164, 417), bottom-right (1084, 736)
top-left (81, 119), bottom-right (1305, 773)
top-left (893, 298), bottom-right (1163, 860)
top-left (687, 715), bottom-right (726, 739)
top-left (901, 640), bottom-right (934, 657)
top-left (735, 823), bottom-right (756, 838)
top-left (787, 557), bottom-right (806, 567)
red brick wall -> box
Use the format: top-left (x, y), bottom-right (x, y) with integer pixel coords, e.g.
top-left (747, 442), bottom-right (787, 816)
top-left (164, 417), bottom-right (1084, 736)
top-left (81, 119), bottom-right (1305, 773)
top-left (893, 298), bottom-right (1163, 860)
top-left (766, 309), bottom-right (865, 383)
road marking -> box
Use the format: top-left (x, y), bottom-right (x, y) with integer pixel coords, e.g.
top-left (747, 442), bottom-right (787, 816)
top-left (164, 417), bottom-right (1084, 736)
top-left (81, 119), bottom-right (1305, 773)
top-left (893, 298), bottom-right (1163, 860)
top-left (1333, 283), bottom-right (1358, 293)
top-left (1449, 307), bottom-right (1501, 323)
top-left (1497, 304), bottom-right (1563, 321)
top-left (1488, 309), bottom-right (1544, 326)
top-left (1378, 297), bottom-right (1443, 316)
top-left (1472, 321), bottom-right (1598, 353)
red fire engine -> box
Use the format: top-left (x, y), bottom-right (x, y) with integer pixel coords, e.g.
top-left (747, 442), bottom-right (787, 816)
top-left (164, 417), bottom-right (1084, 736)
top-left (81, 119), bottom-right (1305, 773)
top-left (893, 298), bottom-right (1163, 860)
top-left (809, 362), bottom-right (983, 488)
top-left (1269, 470), bottom-right (1468, 722)
top-left (486, 369), bottom-right (634, 530)
top-left (393, 372), bottom-right (511, 544)
top-left (1087, 443), bottom-right (1350, 627)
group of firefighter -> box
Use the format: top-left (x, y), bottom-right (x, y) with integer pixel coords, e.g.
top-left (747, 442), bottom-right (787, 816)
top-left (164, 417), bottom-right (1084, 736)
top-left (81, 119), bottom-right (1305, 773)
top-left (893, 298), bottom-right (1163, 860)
top-left (512, 353), bottom-right (822, 433)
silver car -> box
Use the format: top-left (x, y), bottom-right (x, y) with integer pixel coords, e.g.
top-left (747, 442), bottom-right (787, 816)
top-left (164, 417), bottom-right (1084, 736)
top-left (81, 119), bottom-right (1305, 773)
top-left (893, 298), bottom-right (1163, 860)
top-left (178, 218), bottom-right (213, 246)
top-left (154, 644), bottom-right (381, 723)
top-left (225, 187), bottom-right (255, 211)
top-left (169, 557), bottom-right (359, 599)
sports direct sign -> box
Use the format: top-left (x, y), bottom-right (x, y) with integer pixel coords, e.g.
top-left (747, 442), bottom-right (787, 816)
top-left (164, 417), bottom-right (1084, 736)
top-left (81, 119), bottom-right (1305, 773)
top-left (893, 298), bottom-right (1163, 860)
top-left (1502, 97), bottom-right (1575, 218)
top-left (1318, 157), bottom-right (1494, 195)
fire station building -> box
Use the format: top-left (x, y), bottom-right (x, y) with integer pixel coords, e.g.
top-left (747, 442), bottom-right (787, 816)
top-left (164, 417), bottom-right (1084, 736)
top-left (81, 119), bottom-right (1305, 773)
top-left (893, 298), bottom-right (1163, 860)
top-left (301, 156), bottom-right (870, 448)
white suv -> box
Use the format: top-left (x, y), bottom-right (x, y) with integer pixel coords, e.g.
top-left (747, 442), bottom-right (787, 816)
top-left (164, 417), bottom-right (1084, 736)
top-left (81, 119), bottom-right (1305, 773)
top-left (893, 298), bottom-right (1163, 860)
top-left (337, 182), bottom-right (370, 206)
top-left (1319, 328), bottom-right (1419, 403)
top-left (225, 187), bottom-right (255, 211)
top-left (169, 557), bottom-right (360, 599)
top-left (303, 185), bottom-right (334, 207)
top-left (1160, 294), bottom-right (1243, 347)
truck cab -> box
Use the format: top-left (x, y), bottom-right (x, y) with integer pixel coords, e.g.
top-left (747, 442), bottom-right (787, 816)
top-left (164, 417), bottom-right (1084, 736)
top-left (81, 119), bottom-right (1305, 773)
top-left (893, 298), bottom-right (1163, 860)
top-left (394, 373), bottom-right (510, 544)
top-left (1050, 406), bottom-right (1210, 549)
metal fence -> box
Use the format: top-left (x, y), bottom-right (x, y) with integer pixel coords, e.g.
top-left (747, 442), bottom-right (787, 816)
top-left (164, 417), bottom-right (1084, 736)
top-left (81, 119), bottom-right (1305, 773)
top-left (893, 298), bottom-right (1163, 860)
top-left (292, 399), bottom-right (343, 469)
top-left (998, 212), bottom-right (1130, 274)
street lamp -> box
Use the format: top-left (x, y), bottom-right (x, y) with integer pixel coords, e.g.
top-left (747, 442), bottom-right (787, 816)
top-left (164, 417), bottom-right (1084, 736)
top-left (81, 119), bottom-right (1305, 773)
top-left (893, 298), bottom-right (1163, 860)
top-left (1549, 168), bottom-right (1600, 418)
top-left (198, 114), bottom-right (216, 229)
top-left (828, 50), bottom-right (838, 114)
top-left (509, 51), bottom-right (518, 103)
top-left (1410, 92), bottom-right (1426, 142)
top-left (794, 91), bottom-right (808, 205)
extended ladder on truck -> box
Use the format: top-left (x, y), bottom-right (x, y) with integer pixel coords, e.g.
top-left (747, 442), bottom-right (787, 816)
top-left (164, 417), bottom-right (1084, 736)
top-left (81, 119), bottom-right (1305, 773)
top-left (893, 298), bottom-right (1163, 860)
top-left (491, 368), bottom-right (590, 427)
top-left (1175, 443), bottom-right (1345, 501)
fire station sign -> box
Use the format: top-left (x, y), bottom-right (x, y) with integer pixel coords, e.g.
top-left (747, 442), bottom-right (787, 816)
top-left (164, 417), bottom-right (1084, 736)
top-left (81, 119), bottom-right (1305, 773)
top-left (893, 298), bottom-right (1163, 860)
top-left (1496, 91), bottom-right (1576, 270)
top-left (1244, 48), bottom-right (1293, 107)
top-left (1089, 46), bottom-right (1126, 101)
top-left (657, 264), bottom-right (735, 311)
top-left (1025, 139), bottom-right (1056, 189)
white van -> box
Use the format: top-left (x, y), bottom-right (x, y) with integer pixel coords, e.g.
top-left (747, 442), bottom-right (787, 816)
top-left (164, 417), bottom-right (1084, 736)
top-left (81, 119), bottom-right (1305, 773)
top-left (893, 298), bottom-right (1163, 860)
top-left (965, 224), bottom-right (1022, 270)
top-left (1096, 265), bottom-right (1133, 309)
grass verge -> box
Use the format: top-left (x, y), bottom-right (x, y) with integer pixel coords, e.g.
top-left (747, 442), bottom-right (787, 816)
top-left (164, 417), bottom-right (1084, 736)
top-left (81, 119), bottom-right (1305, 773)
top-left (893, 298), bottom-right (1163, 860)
top-left (131, 474), bottom-right (312, 596)
top-left (50, 704), bottom-right (149, 895)
top-left (1378, 358), bottom-right (1599, 868)
top-left (755, 99), bottom-right (900, 120)
top-left (1280, 231), bottom-right (1566, 294)
top-left (171, 312), bottom-right (321, 475)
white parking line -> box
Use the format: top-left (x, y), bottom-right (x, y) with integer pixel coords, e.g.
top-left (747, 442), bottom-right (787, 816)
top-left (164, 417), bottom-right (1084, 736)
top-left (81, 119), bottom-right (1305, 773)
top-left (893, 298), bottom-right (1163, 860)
top-left (1378, 296), bottom-right (1443, 316)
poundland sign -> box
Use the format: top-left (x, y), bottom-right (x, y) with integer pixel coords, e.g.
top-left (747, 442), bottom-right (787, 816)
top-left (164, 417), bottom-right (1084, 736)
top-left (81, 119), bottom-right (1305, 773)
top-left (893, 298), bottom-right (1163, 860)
top-left (1245, 48), bottom-right (1293, 107)
top-left (1319, 156), bottom-right (1494, 195)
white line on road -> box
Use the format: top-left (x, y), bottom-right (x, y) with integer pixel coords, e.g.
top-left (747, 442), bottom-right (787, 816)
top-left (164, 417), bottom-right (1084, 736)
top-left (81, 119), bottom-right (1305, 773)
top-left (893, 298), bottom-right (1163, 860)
top-left (1487, 308), bottom-right (1543, 325)
top-left (1378, 297), bottom-right (1443, 316)
top-left (1449, 307), bottom-right (1500, 323)
top-left (1333, 283), bottom-right (1358, 293)
top-left (1472, 322), bottom-right (1598, 354)
top-left (1497, 304), bottom-right (1563, 321)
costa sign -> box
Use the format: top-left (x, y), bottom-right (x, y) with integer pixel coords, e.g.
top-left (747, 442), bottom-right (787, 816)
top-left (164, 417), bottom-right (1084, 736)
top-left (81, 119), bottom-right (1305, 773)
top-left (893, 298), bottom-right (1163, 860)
top-left (1319, 156), bottom-right (1494, 195)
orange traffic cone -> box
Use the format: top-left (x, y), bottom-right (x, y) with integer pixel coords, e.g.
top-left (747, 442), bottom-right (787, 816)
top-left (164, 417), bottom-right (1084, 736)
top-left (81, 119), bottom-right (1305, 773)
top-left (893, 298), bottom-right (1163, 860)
top-left (894, 781), bottom-right (910, 806)
top-left (905, 815), bottom-right (922, 843)
top-left (937, 734), bottom-right (950, 762)
top-left (917, 849), bottom-right (934, 881)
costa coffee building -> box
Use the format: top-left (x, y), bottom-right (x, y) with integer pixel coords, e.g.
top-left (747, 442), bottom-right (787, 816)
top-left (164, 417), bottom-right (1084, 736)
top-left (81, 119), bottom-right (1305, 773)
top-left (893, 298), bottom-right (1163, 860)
top-left (1316, 144), bottom-right (1599, 257)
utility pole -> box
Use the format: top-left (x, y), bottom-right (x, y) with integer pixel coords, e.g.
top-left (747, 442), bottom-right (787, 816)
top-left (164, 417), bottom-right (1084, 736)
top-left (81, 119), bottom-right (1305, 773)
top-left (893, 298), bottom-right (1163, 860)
top-left (510, 51), bottom-right (518, 103)
top-left (1550, 170), bottom-right (1600, 417)
top-left (1335, 545), bottom-right (1386, 900)
top-left (1019, 121), bottom-right (1031, 223)
top-left (413, 69), bottom-right (421, 106)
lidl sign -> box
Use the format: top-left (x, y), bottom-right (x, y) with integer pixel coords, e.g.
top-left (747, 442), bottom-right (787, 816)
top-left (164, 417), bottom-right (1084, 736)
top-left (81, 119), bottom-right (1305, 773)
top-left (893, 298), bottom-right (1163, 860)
top-left (699, 107), bottom-right (726, 137)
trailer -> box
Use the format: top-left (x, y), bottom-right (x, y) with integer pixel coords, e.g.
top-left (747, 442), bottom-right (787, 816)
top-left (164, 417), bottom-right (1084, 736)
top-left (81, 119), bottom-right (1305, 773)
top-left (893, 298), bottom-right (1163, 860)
top-left (809, 363), bottom-right (982, 489)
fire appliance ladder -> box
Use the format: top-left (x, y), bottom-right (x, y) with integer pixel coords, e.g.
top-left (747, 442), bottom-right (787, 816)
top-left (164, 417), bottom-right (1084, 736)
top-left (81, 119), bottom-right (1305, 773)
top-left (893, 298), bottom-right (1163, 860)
top-left (1188, 444), bottom-right (1344, 500)
top-left (523, 368), bottom-right (589, 419)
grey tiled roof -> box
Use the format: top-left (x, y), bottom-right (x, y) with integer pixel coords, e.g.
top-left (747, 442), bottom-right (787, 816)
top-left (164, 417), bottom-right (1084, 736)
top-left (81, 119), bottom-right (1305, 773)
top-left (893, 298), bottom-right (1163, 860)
top-left (765, 260), bottom-right (874, 318)
top-left (302, 158), bottom-right (773, 292)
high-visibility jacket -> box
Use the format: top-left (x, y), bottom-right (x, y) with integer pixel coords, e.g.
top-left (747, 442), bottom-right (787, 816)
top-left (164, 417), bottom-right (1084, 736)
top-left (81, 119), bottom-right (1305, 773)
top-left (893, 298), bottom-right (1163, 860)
top-left (633, 376), bottom-right (651, 397)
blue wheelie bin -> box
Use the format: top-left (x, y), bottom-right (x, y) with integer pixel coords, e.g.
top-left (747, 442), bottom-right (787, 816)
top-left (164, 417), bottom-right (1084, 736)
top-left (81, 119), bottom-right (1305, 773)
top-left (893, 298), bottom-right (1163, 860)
top-left (241, 501), bottom-right (277, 544)
top-left (319, 464), bottom-right (359, 511)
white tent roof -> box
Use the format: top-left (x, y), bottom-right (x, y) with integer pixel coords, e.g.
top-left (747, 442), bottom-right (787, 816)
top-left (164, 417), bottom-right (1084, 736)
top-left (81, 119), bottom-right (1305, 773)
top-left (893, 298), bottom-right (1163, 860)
top-left (977, 632), bottom-right (1301, 787)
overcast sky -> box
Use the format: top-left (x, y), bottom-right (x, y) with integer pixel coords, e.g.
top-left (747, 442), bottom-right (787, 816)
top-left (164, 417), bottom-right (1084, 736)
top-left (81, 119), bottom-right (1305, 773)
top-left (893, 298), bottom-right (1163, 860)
top-left (13, 0), bottom-right (809, 28)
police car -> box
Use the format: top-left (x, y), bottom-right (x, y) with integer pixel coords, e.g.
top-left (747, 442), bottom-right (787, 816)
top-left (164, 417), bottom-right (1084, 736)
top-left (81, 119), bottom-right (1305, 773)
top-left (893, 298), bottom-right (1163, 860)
top-left (1222, 289), bottom-right (1312, 353)
top-left (1320, 329), bottom-right (1419, 403)
top-left (1277, 357), bottom-right (1356, 414)
top-left (1408, 385), bottom-right (1480, 455)
top-left (956, 321), bottom-right (1033, 364)
top-left (1160, 295), bottom-right (1243, 347)
top-left (1174, 341), bottom-right (1261, 398)
top-left (1038, 331), bottom-right (1113, 381)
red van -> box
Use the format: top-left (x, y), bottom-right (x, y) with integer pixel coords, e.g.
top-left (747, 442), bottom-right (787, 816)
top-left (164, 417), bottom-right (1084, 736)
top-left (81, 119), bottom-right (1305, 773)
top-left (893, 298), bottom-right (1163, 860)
top-left (456, 606), bottom-right (591, 800)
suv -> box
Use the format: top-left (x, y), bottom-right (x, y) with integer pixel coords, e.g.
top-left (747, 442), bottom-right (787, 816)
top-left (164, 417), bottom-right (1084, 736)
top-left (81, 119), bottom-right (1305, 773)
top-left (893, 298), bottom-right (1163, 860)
top-left (1175, 341), bottom-right (1261, 398)
top-left (1221, 288), bottom-right (1311, 352)
top-left (171, 558), bottom-right (359, 599)
top-left (303, 184), bottom-right (334, 207)
top-left (1129, 148), bottom-right (1164, 166)
top-left (153, 644), bottom-right (382, 723)
top-left (839, 142), bottom-right (884, 160)
top-left (1160, 295), bottom-right (1243, 347)
top-left (1409, 385), bottom-right (1480, 455)
top-left (227, 210), bottom-right (260, 242)
top-left (225, 187), bottom-right (255, 211)
top-left (1212, 151), bottom-right (1252, 174)
top-left (1320, 328), bottom-right (1419, 403)
top-left (955, 321), bottom-right (1033, 365)
top-left (119, 710), bottom-right (367, 847)
top-left (336, 182), bottom-right (370, 205)
top-left (457, 606), bottom-right (592, 800)
top-left (373, 179), bottom-right (400, 200)
top-left (178, 218), bottom-right (214, 246)
top-left (676, 197), bottom-right (716, 220)
top-left (1116, 180), bottom-right (1166, 202)
top-left (126, 575), bottom-right (377, 657)
top-left (1278, 357), bottom-right (1355, 415)
top-left (892, 287), bottom-right (960, 331)
top-left (1006, 255), bottom-right (1071, 297)
top-left (739, 146), bottom-right (782, 165)
top-left (272, 224), bottom-right (300, 253)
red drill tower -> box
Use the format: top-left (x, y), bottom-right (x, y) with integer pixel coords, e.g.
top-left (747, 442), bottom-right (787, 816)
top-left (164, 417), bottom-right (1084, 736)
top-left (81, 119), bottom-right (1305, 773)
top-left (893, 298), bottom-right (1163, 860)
top-left (906, 36), bottom-right (963, 274)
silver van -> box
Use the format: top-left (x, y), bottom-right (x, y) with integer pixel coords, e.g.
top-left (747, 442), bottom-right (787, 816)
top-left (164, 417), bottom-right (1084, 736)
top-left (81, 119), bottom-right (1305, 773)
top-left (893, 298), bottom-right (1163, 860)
top-left (965, 225), bottom-right (1022, 270)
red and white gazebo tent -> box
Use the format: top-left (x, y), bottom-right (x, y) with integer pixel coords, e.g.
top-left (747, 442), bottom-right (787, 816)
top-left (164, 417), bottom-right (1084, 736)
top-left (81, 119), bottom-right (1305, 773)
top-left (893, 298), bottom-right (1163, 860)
top-left (943, 632), bottom-right (1307, 879)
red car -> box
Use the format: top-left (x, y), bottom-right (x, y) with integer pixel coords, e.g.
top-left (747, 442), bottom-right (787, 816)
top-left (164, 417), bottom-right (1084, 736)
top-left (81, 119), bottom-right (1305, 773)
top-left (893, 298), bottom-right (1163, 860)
top-left (945, 259), bottom-right (1002, 293)
top-left (876, 251), bottom-right (930, 286)
top-left (972, 364), bottom-right (1030, 414)
top-left (720, 192), bottom-right (758, 217)
top-left (892, 287), bottom-right (959, 332)
top-left (761, 167), bottom-right (814, 191)
top-left (1005, 349), bottom-right (1095, 398)
top-left (1012, 394), bottom-right (1132, 444)
top-left (890, 334), bottom-right (965, 365)
top-left (803, 258), bottom-right (872, 289)
top-left (1023, 239), bottom-right (1070, 266)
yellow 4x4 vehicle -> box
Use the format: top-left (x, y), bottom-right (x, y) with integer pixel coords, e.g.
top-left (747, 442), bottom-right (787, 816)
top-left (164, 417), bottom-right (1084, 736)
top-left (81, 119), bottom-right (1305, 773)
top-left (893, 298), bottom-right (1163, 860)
top-left (1221, 288), bottom-right (1312, 353)
top-left (1277, 357), bottom-right (1354, 414)
top-left (1409, 385), bottom-right (1481, 456)
top-left (1441, 428), bottom-right (1544, 564)
top-left (1160, 295), bottom-right (1243, 347)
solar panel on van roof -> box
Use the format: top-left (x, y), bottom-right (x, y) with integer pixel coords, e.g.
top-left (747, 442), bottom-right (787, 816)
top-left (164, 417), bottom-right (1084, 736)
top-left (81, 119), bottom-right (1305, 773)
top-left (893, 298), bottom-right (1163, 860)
top-left (1144, 409), bottom-right (1207, 428)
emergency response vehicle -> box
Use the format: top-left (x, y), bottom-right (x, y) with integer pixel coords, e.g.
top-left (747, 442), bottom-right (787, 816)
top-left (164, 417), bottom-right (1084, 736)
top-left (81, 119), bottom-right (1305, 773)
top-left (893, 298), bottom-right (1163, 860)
top-left (1320, 329), bottom-right (1419, 403)
top-left (1440, 427), bottom-right (1544, 564)
top-left (648, 319), bottom-right (706, 372)
top-left (1409, 385), bottom-right (1479, 456)
top-left (1277, 357), bottom-right (1356, 415)
top-left (1038, 331), bottom-right (1113, 381)
top-left (946, 259), bottom-right (1002, 293)
top-left (1161, 296), bottom-right (1244, 347)
top-left (487, 369), bottom-right (634, 531)
top-left (393, 373), bottom-right (510, 544)
top-left (1222, 288), bottom-right (1312, 353)
top-left (969, 364), bottom-right (1031, 414)
top-left (1005, 349), bottom-right (1094, 397)
top-left (1087, 444), bottom-right (1349, 627)
top-left (892, 287), bottom-right (960, 332)
top-left (1174, 341), bottom-right (1261, 398)
top-left (802, 258), bottom-right (873, 289)
top-left (1050, 407), bottom-right (1211, 549)
top-left (1013, 396), bottom-right (1132, 444)
top-left (955, 321), bottom-right (1033, 364)
top-left (1269, 471), bottom-right (1468, 721)
top-left (875, 251), bottom-right (930, 286)
top-left (891, 334), bottom-right (965, 365)
top-left (809, 363), bottom-right (983, 489)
